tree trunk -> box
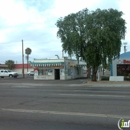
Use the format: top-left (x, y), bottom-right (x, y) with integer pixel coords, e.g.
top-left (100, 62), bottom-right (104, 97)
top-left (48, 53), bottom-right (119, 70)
top-left (92, 66), bottom-right (98, 81)
top-left (87, 64), bottom-right (91, 79)
top-left (87, 67), bottom-right (91, 78)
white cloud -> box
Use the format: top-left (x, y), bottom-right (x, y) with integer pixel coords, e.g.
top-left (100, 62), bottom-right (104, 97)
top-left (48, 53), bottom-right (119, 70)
top-left (0, 0), bottom-right (27, 26)
top-left (49, 0), bottom-right (101, 17)
top-left (0, 0), bottom-right (129, 63)
top-left (119, 0), bottom-right (130, 40)
top-left (0, 27), bottom-right (17, 42)
top-left (0, 0), bottom-right (46, 26)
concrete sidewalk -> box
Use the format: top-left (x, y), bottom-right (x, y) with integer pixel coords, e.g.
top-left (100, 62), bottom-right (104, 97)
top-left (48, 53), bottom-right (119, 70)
top-left (1, 80), bottom-right (130, 87)
top-left (1, 77), bottom-right (130, 87)
top-left (83, 80), bottom-right (130, 87)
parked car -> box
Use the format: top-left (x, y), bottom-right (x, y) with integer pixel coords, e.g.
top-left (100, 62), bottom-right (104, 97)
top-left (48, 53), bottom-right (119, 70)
top-left (27, 71), bottom-right (34, 76)
top-left (0, 70), bottom-right (19, 78)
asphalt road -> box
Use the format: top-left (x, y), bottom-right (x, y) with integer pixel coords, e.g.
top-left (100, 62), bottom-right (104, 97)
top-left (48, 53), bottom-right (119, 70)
top-left (0, 75), bottom-right (86, 84)
top-left (0, 78), bottom-right (130, 130)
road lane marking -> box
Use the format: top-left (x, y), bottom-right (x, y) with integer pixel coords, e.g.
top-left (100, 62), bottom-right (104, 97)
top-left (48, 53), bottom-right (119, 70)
top-left (1, 108), bottom-right (130, 119)
top-left (59, 94), bottom-right (129, 98)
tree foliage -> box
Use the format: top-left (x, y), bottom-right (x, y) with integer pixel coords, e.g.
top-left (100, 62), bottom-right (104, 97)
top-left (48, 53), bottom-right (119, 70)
top-left (25, 48), bottom-right (32, 56)
top-left (5, 60), bottom-right (15, 70)
top-left (56, 8), bottom-right (126, 81)
top-left (25, 48), bottom-right (32, 72)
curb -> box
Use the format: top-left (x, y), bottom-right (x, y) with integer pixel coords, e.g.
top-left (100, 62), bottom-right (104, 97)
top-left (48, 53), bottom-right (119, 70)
top-left (0, 83), bottom-right (81, 87)
top-left (81, 83), bottom-right (130, 87)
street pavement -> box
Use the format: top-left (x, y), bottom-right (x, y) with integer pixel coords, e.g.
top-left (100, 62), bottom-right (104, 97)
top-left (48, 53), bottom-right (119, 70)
top-left (1, 76), bottom-right (130, 87)
top-left (0, 78), bottom-right (130, 130)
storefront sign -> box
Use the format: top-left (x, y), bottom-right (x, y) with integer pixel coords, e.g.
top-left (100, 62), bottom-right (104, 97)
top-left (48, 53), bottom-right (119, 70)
top-left (117, 60), bottom-right (123, 64)
top-left (117, 60), bottom-right (130, 64)
top-left (51, 67), bottom-right (63, 69)
top-left (123, 60), bottom-right (130, 64)
top-left (34, 76), bottom-right (46, 79)
top-left (69, 64), bottom-right (76, 67)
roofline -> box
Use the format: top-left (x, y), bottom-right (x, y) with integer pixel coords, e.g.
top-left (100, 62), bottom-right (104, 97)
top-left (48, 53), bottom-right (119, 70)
top-left (34, 58), bottom-right (64, 60)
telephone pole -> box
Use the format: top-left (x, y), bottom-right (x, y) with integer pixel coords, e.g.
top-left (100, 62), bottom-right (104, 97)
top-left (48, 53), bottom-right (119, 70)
top-left (22, 40), bottom-right (25, 78)
top-left (123, 42), bottom-right (127, 53)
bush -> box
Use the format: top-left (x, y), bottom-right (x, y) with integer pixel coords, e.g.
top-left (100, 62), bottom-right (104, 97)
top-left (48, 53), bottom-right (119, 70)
top-left (124, 76), bottom-right (130, 81)
top-left (101, 75), bottom-right (130, 81)
top-left (101, 76), bottom-right (109, 81)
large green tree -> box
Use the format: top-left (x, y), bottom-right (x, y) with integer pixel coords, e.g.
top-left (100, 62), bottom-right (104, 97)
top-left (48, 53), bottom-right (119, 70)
top-left (5, 60), bottom-right (15, 70)
top-left (25, 47), bottom-right (32, 72)
top-left (56, 8), bottom-right (126, 81)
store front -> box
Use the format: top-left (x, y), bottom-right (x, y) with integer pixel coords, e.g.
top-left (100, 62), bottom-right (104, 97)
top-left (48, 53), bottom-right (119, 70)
top-left (111, 51), bottom-right (130, 76)
top-left (30, 58), bottom-right (87, 80)
top-left (117, 63), bottom-right (130, 76)
top-left (0, 64), bottom-right (8, 69)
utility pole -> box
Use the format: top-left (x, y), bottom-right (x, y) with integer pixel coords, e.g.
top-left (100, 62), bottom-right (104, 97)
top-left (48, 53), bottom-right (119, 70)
top-left (22, 40), bottom-right (25, 78)
top-left (123, 42), bottom-right (127, 53)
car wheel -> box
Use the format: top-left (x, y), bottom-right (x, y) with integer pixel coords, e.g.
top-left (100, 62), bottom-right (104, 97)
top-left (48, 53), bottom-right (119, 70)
top-left (9, 74), bottom-right (13, 77)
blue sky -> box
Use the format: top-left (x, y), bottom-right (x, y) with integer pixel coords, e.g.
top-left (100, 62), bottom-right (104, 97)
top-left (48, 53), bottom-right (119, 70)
top-left (0, 0), bottom-right (129, 63)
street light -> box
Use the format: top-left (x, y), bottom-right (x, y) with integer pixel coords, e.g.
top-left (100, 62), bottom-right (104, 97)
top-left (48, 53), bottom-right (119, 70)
top-left (55, 55), bottom-right (60, 59)
top-left (123, 42), bottom-right (127, 53)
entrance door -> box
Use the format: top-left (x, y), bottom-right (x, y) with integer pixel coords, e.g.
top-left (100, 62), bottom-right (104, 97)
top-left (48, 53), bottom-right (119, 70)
top-left (55, 69), bottom-right (60, 80)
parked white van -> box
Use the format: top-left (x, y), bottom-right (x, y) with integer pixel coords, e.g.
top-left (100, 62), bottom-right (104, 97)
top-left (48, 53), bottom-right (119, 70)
top-left (0, 70), bottom-right (19, 78)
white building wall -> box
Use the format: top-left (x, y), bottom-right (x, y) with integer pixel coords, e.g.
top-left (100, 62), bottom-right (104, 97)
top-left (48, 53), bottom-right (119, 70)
top-left (112, 58), bottom-right (130, 76)
top-left (60, 69), bottom-right (65, 80)
top-left (80, 66), bottom-right (87, 77)
top-left (34, 69), bottom-right (55, 80)
top-left (112, 59), bottom-right (118, 76)
top-left (34, 75), bottom-right (54, 80)
top-left (32, 58), bottom-right (87, 80)
top-left (64, 59), bottom-right (77, 79)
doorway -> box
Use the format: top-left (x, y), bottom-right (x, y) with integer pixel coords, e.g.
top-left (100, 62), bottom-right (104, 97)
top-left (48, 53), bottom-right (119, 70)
top-left (55, 69), bottom-right (60, 80)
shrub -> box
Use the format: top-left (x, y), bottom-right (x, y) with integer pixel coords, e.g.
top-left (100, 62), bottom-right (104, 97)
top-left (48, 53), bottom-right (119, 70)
top-left (101, 76), bottom-right (109, 81)
top-left (124, 76), bottom-right (130, 81)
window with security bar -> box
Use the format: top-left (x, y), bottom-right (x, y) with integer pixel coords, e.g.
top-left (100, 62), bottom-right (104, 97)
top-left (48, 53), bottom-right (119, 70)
top-left (38, 69), bottom-right (52, 75)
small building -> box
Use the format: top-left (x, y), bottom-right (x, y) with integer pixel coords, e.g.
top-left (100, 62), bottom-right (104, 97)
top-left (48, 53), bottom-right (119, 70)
top-left (13, 64), bottom-right (33, 74)
top-left (111, 51), bottom-right (130, 76)
top-left (0, 64), bottom-right (8, 69)
top-left (30, 58), bottom-right (87, 80)
top-left (0, 64), bottom-right (33, 74)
